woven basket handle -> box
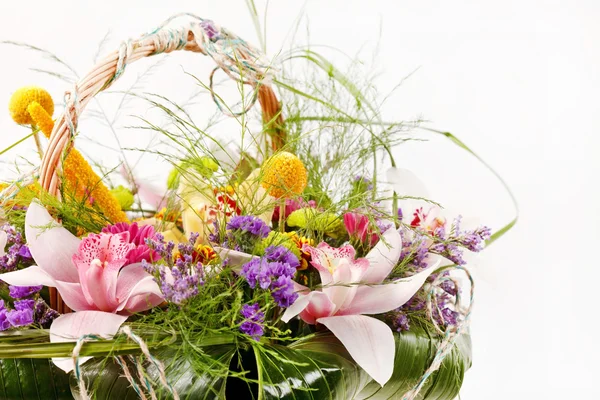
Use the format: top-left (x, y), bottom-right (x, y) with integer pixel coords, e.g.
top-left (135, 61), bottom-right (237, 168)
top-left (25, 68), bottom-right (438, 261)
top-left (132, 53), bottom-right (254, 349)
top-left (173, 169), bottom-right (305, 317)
top-left (39, 14), bottom-right (284, 197)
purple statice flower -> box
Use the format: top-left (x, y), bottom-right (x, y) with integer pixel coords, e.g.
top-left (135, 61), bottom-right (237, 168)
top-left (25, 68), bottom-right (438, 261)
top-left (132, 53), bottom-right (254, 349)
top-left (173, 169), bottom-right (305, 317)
top-left (376, 218), bottom-right (393, 235)
top-left (227, 216), bottom-right (270, 238)
top-left (393, 312), bottom-right (410, 332)
top-left (239, 303), bottom-right (265, 341)
top-left (270, 275), bottom-right (298, 307)
top-left (225, 215), bottom-right (271, 252)
top-left (17, 246), bottom-right (31, 259)
top-left (208, 220), bottom-right (222, 244)
top-left (264, 246), bottom-right (300, 269)
top-left (397, 208), bottom-right (404, 221)
top-left (9, 285), bottom-right (43, 299)
top-left (240, 258), bottom-right (298, 308)
top-left (34, 300), bottom-right (58, 327)
top-left (440, 278), bottom-right (458, 296)
top-left (6, 309), bottom-right (33, 327)
top-left (401, 294), bottom-right (426, 312)
top-left (144, 233), bottom-right (204, 305)
top-left (102, 222), bottom-right (160, 264)
top-left (439, 307), bottom-right (459, 326)
top-left (353, 175), bottom-right (374, 191)
top-left (200, 19), bottom-right (220, 41)
top-left (399, 233), bottom-right (430, 270)
top-left (1, 224), bottom-right (33, 272)
top-left (432, 292), bottom-right (460, 328)
top-left (458, 226), bottom-right (492, 252)
top-left (14, 299), bottom-right (34, 311)
top-left (0, 310), bottom-right (10, 331)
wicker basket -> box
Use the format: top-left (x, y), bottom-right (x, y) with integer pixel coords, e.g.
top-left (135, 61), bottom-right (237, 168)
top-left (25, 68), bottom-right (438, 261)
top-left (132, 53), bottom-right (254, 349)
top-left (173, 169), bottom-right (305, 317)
top-left (37, 14), bottom-right (286, 314)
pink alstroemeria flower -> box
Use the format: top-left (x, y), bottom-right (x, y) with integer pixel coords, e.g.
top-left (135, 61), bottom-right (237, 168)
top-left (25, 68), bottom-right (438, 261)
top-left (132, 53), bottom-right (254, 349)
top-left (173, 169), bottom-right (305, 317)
top-left (0, 201), bottom-right (163, 372)
top-left (343, 212), bottom-right (379, 245)
top-left (281, 228), bottom-right (440, 386)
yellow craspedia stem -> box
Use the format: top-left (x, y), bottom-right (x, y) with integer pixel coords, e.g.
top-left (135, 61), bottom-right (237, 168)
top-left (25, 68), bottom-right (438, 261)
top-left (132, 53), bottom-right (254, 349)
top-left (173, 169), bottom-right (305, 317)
top-left (9, 87), bottom-right (54, 125)
top-left (261, 151), bottom-right (308, 198)
top-left (23, 92), bottom-right (128, 223)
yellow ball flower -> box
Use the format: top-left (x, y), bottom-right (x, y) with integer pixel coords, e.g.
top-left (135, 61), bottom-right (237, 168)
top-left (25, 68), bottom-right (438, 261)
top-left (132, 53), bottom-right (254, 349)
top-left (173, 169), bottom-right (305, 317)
top-left (9, 86), bottom-right (54, 125)
top-left (261, 152), bottom-right (308, 198)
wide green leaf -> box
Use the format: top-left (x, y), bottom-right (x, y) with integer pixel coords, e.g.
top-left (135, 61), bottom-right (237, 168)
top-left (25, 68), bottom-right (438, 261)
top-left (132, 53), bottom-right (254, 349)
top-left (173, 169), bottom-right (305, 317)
top-left (0, 358), bottom-right (71, 400)
top-left (75, 345), bottom-right (237, 400)
top-left (355, 328), bottom-right (471, 400)
top-left (3, 328), bottom-right (471, 399)
top-left (254, 333), bottom-right (371, 399)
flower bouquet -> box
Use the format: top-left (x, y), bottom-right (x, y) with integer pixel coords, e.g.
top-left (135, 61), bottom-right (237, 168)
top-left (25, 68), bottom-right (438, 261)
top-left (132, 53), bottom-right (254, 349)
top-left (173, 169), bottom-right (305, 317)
top-left (0, 13), bottom-right (516, 400)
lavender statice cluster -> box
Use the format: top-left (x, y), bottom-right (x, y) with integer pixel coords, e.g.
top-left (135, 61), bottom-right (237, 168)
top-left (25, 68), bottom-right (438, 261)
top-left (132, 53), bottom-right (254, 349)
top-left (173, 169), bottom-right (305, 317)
top-left (399, 232), bottom-right (430, 270)
top-left (0, 224), bottom-right (33, 272)
top-left (240, 246), bottom-right (299, 308)
top-left (239, 303), bottom-right (265, 341)
top-left (224, 215), bottom-right (270, 253)
top-left (429, 217), bottom-right (492, 266)
top-left (143, 232), bottom-right (205, 305)
top-left (0, 285), bottom-right (58, 330)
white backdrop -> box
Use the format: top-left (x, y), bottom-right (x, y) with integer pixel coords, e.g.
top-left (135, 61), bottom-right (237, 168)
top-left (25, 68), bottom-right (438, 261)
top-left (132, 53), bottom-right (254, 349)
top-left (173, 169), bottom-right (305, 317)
top-left (1, 1), bottom-right (599, 399)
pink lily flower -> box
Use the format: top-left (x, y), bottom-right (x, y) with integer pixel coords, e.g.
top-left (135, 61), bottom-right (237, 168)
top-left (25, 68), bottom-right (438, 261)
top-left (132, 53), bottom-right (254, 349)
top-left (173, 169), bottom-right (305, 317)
top-left (0, 201), bottom-right (163, 372)
top-left (281, 228), bottom-right (440, 386)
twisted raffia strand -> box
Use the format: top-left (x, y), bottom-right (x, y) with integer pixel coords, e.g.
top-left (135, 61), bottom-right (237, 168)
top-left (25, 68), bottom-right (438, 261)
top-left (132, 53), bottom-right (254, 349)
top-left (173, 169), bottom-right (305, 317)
top-left (72, 334), bottom-right (103, 400)
top-left (39, 13), bottom-right (279, 197)
top-left (401, 265), bottom-right (475, 400)
top-left (115, 355), bottom-right (147, 400)
top-left (120, 326), bottom-right (179, 400)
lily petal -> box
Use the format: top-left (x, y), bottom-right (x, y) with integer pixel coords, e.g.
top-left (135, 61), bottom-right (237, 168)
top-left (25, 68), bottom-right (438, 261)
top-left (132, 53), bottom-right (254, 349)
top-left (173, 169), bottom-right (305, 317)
top-left (303, 291), bottom-right (336, 322)
top-left (0, 265), bottom-right (56, 287)
top-left (25, 201), bottom-right (80, 283)
top-left (323, 258), bottom-right (368, 314)
top-left (119, 293), bottom-right (164, 314)
top-left (362, 228), bottom-right (402, 284)
top-left (52, 281), bottom-right (95, 311)
top-left (0, 266), bottom-right (93, 311)
top-left (386, 167), bottom-right (429, 198)
top-left (386, 167), bottom-right (431, 217)
top-left (215, 247), bottom-right (258, 270)
top-left (340, 262), bottom-right (440, 316)
top-left (281, 293), bottom-right (311, 323)
top-left (115, 263), bottom-right (163, 313)
top-left (49, 311), bottom-right (128, 373)
top-left (0, 230), bottom-right (6, 257)
top-left (318, 315), bottom-right (395, 386)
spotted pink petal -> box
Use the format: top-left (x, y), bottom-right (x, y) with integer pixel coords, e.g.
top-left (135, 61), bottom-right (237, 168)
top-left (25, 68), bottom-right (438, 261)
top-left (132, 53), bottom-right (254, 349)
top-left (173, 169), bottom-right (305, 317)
top-left (25, 201), bottom-right (81, 283)
top-left (317, 315), bottom-right (395, 386)
top-left (362, 228), bottom-right (402, 284)
top-left (50, 311), bottom-right (128, 373)
top-left (303, 242), bottom-right (356, 286)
